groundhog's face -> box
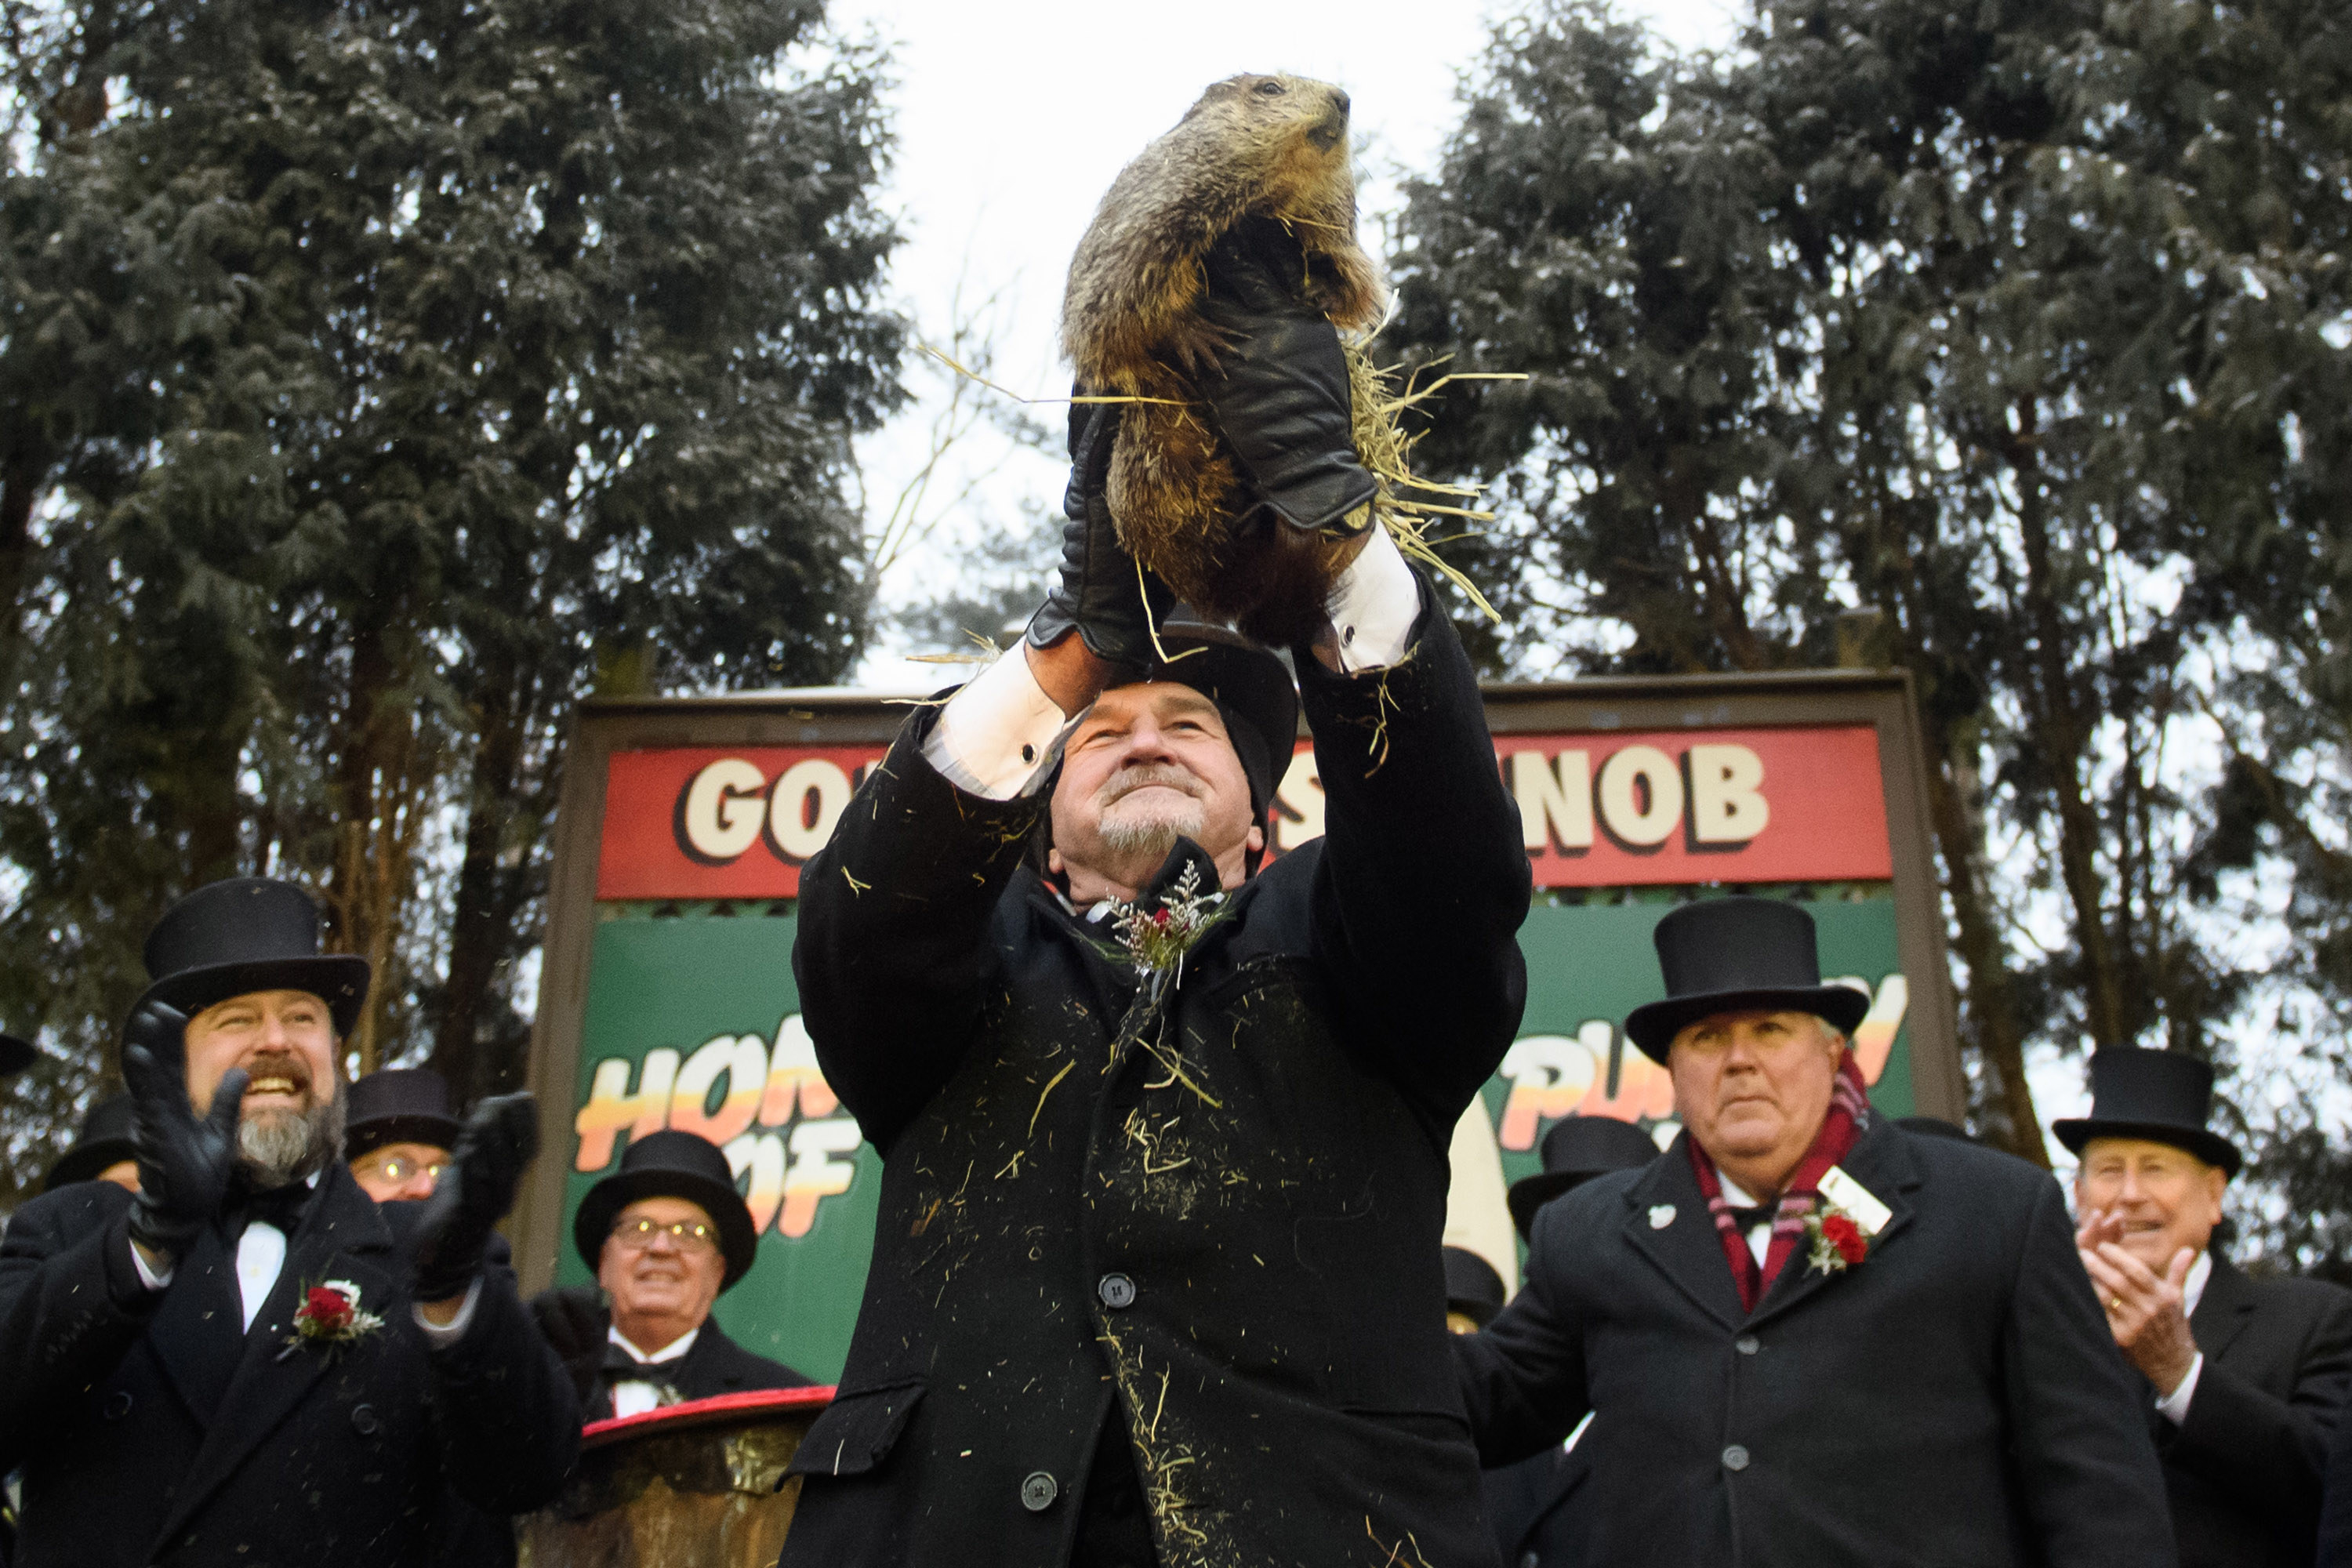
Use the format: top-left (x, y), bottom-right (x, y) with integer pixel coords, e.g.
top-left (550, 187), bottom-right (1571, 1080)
top-left (1183, 74), bottom-right (1354, 208)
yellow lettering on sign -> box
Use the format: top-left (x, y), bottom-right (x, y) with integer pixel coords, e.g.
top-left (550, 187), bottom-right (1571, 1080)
top-left (1497, 1026), bottom-right (1605, 1149)
top-left (779, 1119), bottom-right (862, 1237)
top-left (573, 1048), bottom-right (681, 1171)
top-left (670, 1033), bottom-right (767, 1145)
top-left (760, 1014), bottom-right (840, 1124)
top-left (1688, 744), bottom-right (1770, 844)
top-left (726, 1130), bottom-right (789, 1235)
top-left (1830, 974), bottom-right (1909, 1084)
top-left (1509, 750), bottom-right (1594, 853)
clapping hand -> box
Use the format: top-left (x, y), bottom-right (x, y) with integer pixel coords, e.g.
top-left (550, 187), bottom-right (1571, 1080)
top-left (2076, 1206), bottom-right (2200, 1395)
top-left (120, 999), bottom-right (245, 1267)
top-left (412, 1093), bottom-right (540, 1314)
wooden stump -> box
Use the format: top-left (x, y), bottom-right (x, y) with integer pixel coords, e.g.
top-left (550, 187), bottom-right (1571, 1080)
top-left (517, 1387), bottom-right (833, 1568)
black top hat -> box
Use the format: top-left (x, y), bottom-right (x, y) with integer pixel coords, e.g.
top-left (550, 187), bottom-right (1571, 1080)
top-left (44, 1092), bottom-right (136, 1191)
top-left (0, 1033), bottom-right (32, 1076)
top-left (138, 878), bottom-right (371, 1036)
top-left (2052, 1049), bottom-right (2241, 1176)
top-left (346, 1068), bottom-right (464, 1160)
top-left (574, 1130), bottom-right (759, 1290)
top-left (1442, 1246), bottom-right (1507, 1328)
top-left (1507, 1115), bottom-right (1663, 1240)
top-left (1623, 897), bottom-right (1871, 1064)
top-left (1896, 1114), bottom-right (1971, 1143)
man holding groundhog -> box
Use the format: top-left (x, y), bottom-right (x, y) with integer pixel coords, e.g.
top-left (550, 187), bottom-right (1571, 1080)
top-left (785, 246), bottom-right (1530, 1566)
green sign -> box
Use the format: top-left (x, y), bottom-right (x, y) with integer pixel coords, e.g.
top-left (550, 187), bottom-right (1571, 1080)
top-left (558, 891), bottom-right (1914, 1379)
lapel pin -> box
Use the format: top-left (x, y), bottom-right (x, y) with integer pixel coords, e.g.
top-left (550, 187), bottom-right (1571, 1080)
top-left (1649, 1204), bottom-right (1676, 1229)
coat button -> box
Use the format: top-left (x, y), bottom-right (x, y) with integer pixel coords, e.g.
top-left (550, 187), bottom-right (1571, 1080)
top-left (1521, 1555), bottom-right (1541, 1568)
top-left (1097, 1272), bottom-right (1136, 1310)
top-left (1735, 1334), bottom-right (1760, 1356)
top-left (102, 1390), bottom-right (133, 1421)
top-left (350, 1403), bottom-right (381, 1436)
top-left (1020, 1471), bottom-right (1058, 1511)
top-left (1722, 1443), bottom-right (1751, 1472)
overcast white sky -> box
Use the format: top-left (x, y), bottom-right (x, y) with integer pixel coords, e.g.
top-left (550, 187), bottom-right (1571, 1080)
top-left (805, 0), bottom-right (2117, 1148)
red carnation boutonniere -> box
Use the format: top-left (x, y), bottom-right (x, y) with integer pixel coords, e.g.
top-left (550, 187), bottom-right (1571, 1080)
top-left (1805, 1207), bottom-right (1872, 1276)
top-left (287, 1279), bottom-right (385, 1355)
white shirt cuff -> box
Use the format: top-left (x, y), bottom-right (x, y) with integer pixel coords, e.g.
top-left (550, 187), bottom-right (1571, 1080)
top-left (922, 648), bottom-right (1075, 800)
top-left (129, 1237), bottom-right (173, 1291)
top-left (1325, 526), bottom-right (1419, 673)
top-left (2156, 1351), bottom-right (2203, 1424)
top-left (412, 1278), bottom-right (484, 1348)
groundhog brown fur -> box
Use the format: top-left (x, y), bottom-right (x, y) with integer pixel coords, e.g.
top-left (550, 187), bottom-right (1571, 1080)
top-left (1062, 73), bottom-right (1385, 645)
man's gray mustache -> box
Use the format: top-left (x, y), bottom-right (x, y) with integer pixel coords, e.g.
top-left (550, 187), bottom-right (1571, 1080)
top-left (1098, 764), bottom-right (1204, 808)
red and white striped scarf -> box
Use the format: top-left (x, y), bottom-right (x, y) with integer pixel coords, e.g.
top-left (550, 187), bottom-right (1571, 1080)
top-left (1686, 1052), bottom-right (1871, 1312)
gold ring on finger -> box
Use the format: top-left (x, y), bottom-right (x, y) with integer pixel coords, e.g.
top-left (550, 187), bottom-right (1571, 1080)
top-left (2110, 1297), bottom-right (2125, 1312)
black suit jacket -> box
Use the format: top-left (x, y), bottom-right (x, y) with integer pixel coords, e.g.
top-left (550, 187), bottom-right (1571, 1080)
top-left (781, 586), bottom-right (1532, 1568)
top-left (1455, 1121), bottom-right (2177, 1568)
top-left (0, 1164), bottom-right (578, 1566)
top-left (529, 1284), bottom-right (811, 1421)
top-left (2170, 1253), bottom-right (2352, 1566)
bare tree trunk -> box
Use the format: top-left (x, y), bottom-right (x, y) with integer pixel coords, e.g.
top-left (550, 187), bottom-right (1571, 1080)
top-left (1924, 714), bottom-right (2049, 1166)
top-left (2005, 412), bottom-right (2126, 1052)
top-left (429, 656), bottom-right (534, 1102)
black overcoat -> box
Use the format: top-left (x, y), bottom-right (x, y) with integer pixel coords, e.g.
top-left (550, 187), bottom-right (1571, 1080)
top-left (1454, 1121), bottom-right (2178, 1568)
top-left (782, 595), bottom-right (1531, 1568)
top-left (1480, 1443), bottom-right (1592, 1568)
top-left (2169, 1253), bottom-right (2352, 1566)
top-left (0, 1163), bottom-right (578, 1566)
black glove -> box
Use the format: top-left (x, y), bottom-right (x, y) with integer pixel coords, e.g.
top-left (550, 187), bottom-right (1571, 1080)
top-left (120, 1000), bottom-right (245, 1261)
top-left (412, 1092), bottom-right (539, 1304)
top-left (1196, 235), bottom-right (1378, 536)
top-left (1025, 397), bottom-right (1176, 677)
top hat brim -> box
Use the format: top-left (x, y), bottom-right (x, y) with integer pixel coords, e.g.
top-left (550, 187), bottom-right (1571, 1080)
top-left (1508, 1164), bottom-right (1646, 1241)
top-left (574, 1165), bottom-right (759, 1291)
top-left (137, 954), bottom-right (372, 1037)
top-left (346, 1113), bottom-right (466, 1160)
top-left (1624, 983), bottom-right (1872, 1064)
top-left (2051, 1116), bottom-right (2241, 1177)
top-left (45, 1137), bottom-right (139, 1192)
top-left (0, 1033), bottom-right (32, 1075)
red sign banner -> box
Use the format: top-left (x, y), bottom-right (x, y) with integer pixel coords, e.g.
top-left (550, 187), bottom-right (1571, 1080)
top-left (594, 726), bottom-right (1891, 901)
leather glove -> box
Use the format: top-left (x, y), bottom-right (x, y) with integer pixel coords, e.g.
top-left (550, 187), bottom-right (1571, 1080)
top-left (1196, 235), bottom-right (1378, 536)
top-left (412, 1092), bottom-right (539, 1303)
top-left (121, 1000), bottom-right (245, 1262)
top-left (1025, 397), bottom-right (1176, 677)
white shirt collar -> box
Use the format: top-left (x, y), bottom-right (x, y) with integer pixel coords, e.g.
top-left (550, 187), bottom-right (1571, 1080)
top-left (608, 1323), bottom-right (700, 1365)
top-left (2183, 1248), bottom-right (2214, 1318)
top-left (1718, 1174), bottom-right (1764, 1215)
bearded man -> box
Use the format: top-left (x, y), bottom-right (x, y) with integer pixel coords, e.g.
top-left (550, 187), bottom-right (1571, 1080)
top-left (1454, 897), bottom-right (2176, 1567)
top-left (781, 248), bottom-right (1531, 1568)
top-left (0, 878), bottom-right (579, 1566)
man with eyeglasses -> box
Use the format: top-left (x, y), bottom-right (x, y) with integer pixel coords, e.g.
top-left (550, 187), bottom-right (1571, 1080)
top-left (533, 1129), bottom-right (809, 1421)
top-left (345, 1068), bottom-right (460, 1202)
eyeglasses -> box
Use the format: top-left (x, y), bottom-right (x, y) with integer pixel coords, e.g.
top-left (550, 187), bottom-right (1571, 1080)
top-left (354, 1153), bottom-right (443, 1185)
top-left (610, 1216), bottom-right (718, 1254)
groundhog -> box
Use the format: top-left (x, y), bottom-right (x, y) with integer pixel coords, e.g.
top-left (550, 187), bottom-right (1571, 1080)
top-left (1062, 73), bottom-right (1386, 644)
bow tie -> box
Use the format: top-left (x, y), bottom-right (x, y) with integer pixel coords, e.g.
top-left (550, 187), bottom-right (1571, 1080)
top-left (601, 1345), bottom-right (684, 1384)
top-left (223, 1178), bottom-right (312, 1240)
top-left (1724, 1205), bottom-right (1775, 1232)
